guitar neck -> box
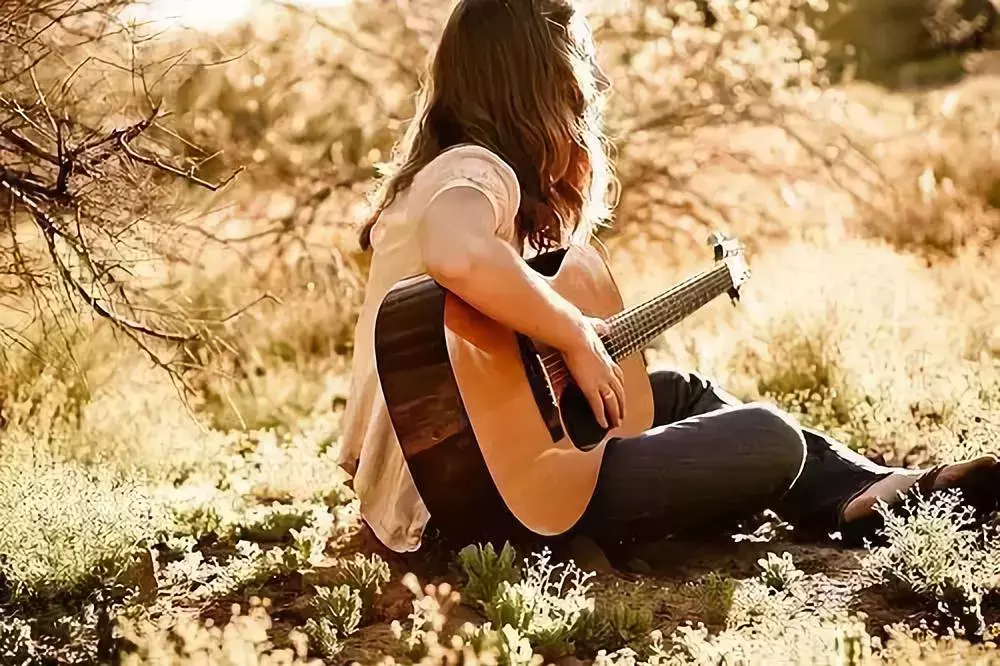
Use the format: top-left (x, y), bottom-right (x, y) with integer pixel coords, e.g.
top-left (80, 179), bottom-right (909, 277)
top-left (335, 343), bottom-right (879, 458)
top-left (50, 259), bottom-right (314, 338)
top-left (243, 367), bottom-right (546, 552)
top-left (602, 263), bottom-right (733, 362)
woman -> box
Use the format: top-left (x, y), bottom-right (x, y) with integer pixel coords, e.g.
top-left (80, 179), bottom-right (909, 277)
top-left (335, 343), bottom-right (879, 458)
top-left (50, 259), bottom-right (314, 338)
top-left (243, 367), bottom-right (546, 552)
top-left (338, 0), bottom-right (999, 556)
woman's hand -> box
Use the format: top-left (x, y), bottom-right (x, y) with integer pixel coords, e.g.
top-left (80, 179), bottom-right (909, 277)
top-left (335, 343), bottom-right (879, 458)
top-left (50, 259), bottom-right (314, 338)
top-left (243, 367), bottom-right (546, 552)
top-left (561, 317), bottom-right (626, 429)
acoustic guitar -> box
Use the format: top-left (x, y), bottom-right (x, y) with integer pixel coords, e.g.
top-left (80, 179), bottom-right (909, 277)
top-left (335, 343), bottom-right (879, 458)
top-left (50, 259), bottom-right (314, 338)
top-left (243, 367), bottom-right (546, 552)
top-left (374, 235), bottom-right (750, 543)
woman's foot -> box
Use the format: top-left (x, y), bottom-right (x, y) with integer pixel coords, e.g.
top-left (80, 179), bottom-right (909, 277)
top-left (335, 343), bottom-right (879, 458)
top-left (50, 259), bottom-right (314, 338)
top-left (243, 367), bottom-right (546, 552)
top-left (841, 469), bottom-right (922, 523)
top-left (932, 455), bottom-right (1000, 491)
top-left (840, 455), bottom-right (1000, 545)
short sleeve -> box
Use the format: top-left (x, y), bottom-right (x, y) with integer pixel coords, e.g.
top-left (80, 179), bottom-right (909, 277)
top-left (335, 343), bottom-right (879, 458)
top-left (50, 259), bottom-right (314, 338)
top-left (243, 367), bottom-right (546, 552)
top-left (409, 145), bottom-right (521, 241)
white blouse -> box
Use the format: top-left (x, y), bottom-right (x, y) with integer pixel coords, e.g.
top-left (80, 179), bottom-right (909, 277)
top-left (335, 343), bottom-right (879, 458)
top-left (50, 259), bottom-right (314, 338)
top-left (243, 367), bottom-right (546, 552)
top-left (337, 144), bottom-right (521, 552)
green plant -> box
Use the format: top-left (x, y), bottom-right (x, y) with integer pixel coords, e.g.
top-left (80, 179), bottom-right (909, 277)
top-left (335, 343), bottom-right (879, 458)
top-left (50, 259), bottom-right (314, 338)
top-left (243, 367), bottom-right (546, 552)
top-left (0, 455), bottom-right (170, 601)
top-left (234, 503), bottom-right (343, 574)
top-left (287, 507), bottom-right (342, 572)
top-left (863, 490), bottom-right (1000, 638)
top-left (457, 542), bottom-right (521, 608)
top-left (302, 584), bottom-right (363, 658)
top-left (157, 541), bottom-right (283, 603)
top-left (385, 573), bottom-right (542, 666)
top-left (171, 502), bottom-right (229, 540)
top-left (834, 622), bottom-right (873, 666)
top-left (302, 617), bottom-right (345, 660)
top-left (232, 426), bottom-right (354, 504)
top-left (697, 572), bottom-right (738, 628)
top-left (664, 616), bottom-right (875, 665)
top-left (485, 548), bottom-right (595, 660)
top-left (308, 584), bottom-right (363, 636)
top-left (332, 552), bottom-right (391, 618)
top-left (390, 575), bottom-right (465, 661)
top-left (119, 598), bottom-right (318, 665)
top-left (462, 623), bottom-right (543, 666)
top-left (238, 503), bottom-right (312, 542)
top-left (592, 630), bottom-right (671, 666)
top-left (757, 552), bottom-right (805, 592)
top-left (575, 596), bottom-right (654, 656)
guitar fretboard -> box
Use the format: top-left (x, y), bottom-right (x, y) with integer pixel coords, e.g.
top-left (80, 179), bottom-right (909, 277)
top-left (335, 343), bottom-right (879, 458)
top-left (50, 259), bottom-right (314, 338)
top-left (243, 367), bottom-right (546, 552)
top-left (602, 264), bottom-right (732, 361)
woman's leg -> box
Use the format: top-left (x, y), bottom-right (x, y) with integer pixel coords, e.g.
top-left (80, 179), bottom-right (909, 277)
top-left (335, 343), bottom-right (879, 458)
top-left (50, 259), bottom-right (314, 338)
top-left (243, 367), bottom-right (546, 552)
top-left (773, 423), bottom-right (998, 541)
top-left (577, 369), bottom-right (807, 546)
top-left (646, 368), bottom-right (897, 537)
top-left (579, 401), bottom-right (806, 546)
top-left (581, 367), bottom-right (998, 548)
top-left (773, 426), bottom-right (899, 538)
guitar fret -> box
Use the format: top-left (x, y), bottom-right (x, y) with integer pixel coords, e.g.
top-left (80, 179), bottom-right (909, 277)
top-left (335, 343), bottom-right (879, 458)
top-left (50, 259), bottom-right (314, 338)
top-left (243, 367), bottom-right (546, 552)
top-left (604, 268), bottom-right (731, 360)
top-left (630, 273), bottom-right (727, 353)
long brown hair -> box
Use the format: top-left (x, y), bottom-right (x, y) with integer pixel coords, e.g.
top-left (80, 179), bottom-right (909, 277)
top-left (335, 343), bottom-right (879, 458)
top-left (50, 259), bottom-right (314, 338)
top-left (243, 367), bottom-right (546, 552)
top-left (359, 0), bottom-right (616, 253)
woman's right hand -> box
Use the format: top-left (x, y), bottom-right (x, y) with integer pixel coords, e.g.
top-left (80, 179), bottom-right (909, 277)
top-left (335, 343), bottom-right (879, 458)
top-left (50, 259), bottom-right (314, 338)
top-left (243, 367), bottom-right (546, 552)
top-left (561, 316), bottom-right (626, 429)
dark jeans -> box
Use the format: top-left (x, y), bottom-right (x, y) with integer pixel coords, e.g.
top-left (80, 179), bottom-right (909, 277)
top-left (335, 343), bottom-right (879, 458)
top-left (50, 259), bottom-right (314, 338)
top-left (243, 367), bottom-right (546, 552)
top-left (577, 368), bottom-right (896, 546)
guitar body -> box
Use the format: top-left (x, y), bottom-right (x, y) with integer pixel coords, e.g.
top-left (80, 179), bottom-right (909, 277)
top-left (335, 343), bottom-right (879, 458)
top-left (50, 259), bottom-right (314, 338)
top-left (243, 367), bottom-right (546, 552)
top-left (374, 244), bottom-right (655, 544)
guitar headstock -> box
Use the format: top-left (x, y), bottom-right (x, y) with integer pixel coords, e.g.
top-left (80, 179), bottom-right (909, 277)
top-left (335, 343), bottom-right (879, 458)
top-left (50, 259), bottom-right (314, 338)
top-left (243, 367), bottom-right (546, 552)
top-left (707, 232), bottom-right (750, 302)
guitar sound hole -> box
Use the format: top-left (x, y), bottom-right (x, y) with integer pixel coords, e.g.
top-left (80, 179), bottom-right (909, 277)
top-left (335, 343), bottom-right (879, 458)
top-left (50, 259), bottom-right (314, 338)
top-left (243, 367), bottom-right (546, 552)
top-left (559, 382), bottom-right (609, 451)
top-left (516, 335), bottom-right (564, 442)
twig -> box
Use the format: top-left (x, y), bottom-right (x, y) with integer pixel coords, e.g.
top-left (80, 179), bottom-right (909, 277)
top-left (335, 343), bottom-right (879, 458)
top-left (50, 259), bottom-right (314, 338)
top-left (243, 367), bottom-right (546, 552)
top-left (118, 134), bottom-right (244, 191)
top-left (0, 126), bottom-right (59, 165)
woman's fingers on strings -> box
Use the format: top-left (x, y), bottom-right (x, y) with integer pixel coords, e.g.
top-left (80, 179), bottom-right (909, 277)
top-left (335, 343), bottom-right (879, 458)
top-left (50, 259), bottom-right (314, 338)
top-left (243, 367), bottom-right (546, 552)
top-left (611, 371), bottom-right (626, 423)
top-left (601, 385), bottom-right (621, 428)
top-left (588, 387), bottom-right (609, 428)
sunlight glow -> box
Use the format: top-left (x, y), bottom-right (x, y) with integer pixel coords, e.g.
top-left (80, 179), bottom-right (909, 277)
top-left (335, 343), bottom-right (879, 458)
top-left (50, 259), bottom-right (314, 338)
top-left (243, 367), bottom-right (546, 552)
top-left (123, 0), bottom-right (348, 33)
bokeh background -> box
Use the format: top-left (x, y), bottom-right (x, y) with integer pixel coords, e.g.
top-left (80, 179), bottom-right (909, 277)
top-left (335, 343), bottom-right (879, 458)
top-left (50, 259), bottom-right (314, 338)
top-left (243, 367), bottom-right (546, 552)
top-left (1, 0), bottom-right (1000, 663)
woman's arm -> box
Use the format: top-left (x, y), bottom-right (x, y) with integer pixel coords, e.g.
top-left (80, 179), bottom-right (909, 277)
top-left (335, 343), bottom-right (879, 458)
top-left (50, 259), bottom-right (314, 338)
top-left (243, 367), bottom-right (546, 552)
top-left (419, 186), bottom-right (625, 428)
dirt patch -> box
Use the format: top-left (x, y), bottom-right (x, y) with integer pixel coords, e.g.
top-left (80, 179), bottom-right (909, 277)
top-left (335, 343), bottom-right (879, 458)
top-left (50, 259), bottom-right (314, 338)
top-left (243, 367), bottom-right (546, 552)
top-left (193, 526), bottom-right (1000, 663)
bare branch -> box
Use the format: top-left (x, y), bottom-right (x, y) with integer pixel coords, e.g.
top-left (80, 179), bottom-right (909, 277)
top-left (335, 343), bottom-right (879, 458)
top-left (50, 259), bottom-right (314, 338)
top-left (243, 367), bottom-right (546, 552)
top-left (117, 134), bottom-right (244, 191)
top-left (2, 177), bottom-right (197, 341)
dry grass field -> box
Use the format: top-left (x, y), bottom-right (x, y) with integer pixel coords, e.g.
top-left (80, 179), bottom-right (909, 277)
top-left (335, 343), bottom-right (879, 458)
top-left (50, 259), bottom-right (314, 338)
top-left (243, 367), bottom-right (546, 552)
top-left (2, 1), bottom-right (1000, 664)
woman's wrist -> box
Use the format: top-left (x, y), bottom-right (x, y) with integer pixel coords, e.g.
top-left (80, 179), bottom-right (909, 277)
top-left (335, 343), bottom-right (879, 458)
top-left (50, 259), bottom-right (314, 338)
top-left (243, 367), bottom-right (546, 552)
top-left (552, 306), bottom-right (591, 353)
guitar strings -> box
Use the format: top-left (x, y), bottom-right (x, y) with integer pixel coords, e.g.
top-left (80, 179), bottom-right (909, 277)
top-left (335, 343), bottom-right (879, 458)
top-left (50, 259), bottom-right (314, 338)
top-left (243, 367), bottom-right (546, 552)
top-left (534, 264), bottom-right (729, 369)
top-left (539, 269), bottom-right (731, 372)
top-left (540, 270), bottom-right (733, 388)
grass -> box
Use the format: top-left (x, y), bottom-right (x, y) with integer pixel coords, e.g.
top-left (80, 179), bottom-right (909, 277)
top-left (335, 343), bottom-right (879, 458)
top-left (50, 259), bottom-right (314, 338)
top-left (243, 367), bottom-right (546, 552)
top-left (0, 453), bottom-right (169, 601)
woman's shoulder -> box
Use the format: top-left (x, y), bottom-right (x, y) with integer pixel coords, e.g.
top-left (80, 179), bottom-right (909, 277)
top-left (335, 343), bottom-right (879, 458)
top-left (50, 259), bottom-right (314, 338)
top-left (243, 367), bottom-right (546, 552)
top-left (411, 143), bottom-right (521, 223)
top-left (418, 144), bottom-right (518, 197)
top-left (434, 143), bottom-right (516, 176)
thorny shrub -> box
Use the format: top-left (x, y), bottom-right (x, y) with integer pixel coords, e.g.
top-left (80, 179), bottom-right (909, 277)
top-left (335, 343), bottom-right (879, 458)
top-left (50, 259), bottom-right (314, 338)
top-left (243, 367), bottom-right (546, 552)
top-left (863, 491), bottom-right (1000, 638)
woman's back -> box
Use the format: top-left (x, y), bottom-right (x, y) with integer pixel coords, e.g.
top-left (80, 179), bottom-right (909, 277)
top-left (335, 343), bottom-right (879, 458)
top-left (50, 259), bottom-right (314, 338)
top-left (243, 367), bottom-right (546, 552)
top-left (338, 144), bottom-right (520, 552)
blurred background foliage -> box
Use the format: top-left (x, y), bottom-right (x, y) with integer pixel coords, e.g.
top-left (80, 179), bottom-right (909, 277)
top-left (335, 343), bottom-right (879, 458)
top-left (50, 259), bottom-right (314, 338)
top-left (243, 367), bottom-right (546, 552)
top-left (1, 0), bottom-right (998, 503)
top-left (123, 0), bottom-right (1000, 290)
